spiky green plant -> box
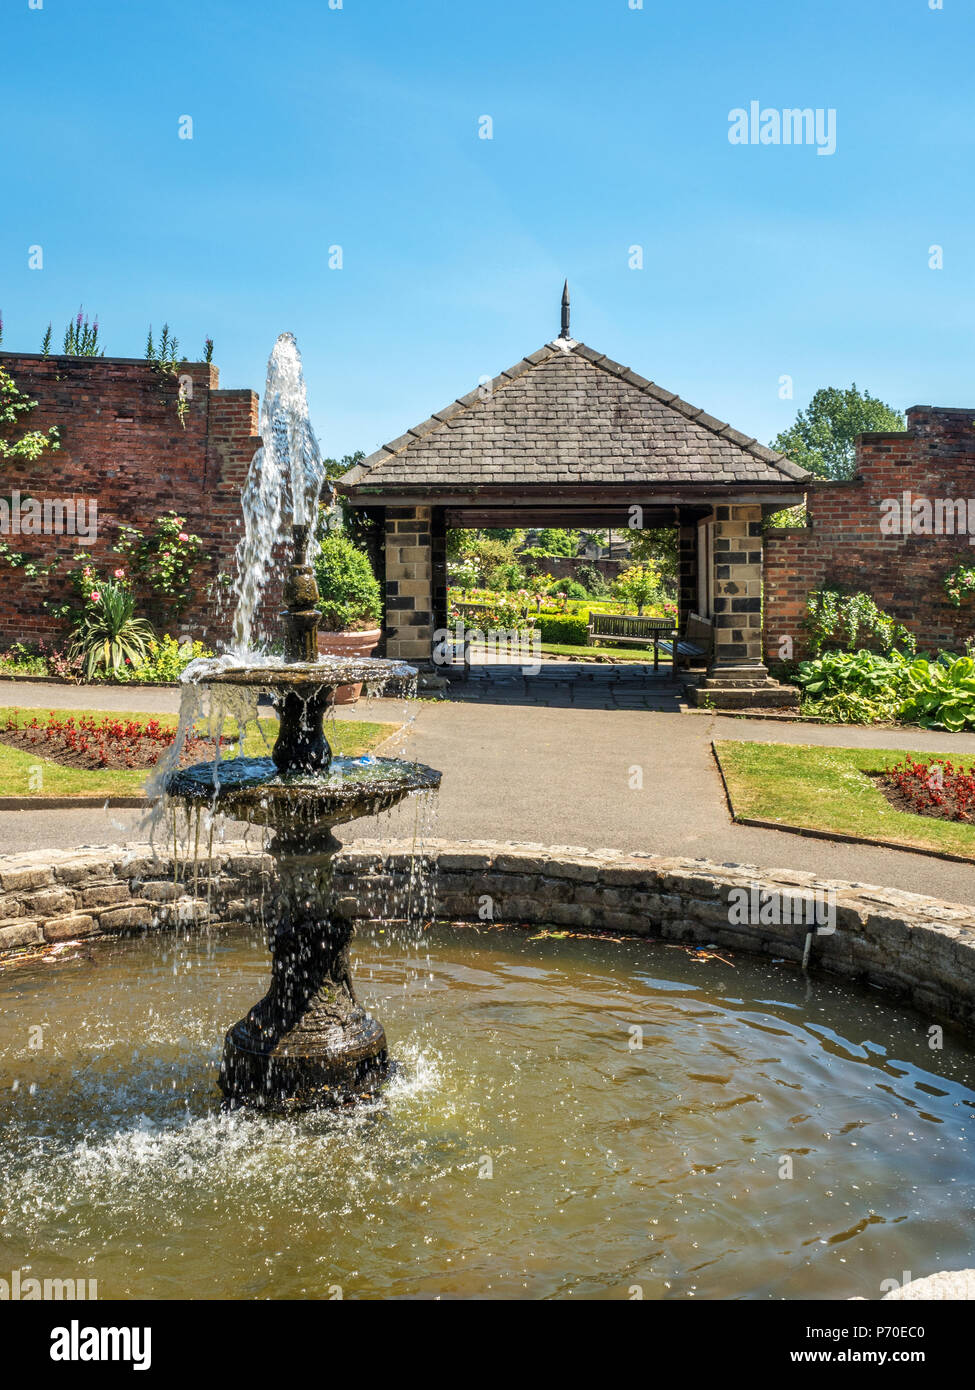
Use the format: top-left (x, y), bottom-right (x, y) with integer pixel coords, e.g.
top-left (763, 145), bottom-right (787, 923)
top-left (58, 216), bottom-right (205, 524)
top-left (68, 581), bottom-right (155, 680)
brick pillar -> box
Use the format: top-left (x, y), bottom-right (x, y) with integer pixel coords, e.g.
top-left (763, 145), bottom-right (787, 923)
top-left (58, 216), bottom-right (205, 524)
top-left (384, 506), bottom-right (434, 663)
top-left (711, 503), bottom-right (766, 671)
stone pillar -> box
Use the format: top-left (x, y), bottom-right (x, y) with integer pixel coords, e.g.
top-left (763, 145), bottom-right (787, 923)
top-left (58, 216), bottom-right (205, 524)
top-left (383, 506), bottom-right (434, 663)
top-left (711, 503), bottom-right (765, 669)
top-left (677, 515), bottom-right (697, 664)
top-left (687, 502), bottom-right (797, 708)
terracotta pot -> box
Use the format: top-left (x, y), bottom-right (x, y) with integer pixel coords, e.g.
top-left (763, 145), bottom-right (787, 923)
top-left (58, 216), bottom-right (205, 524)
top-left (316, 628), bottom-right (381, 704)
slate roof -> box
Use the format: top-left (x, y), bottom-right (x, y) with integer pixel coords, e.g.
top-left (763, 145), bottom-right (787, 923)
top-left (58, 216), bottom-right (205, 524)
top-left (341, 339), bottom-right (809, 495)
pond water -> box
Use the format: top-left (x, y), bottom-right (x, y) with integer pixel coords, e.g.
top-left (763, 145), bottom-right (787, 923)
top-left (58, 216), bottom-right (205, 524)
top-left (1, 923), bottom-right (972, 1300)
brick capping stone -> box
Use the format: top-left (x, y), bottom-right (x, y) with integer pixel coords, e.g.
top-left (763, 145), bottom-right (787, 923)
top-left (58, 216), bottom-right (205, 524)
top-left (1, 840), bottom-right (974, 1030)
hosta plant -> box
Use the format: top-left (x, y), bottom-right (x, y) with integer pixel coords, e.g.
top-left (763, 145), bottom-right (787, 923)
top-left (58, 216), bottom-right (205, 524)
top-left (897, 656), bottom-right (975, 732)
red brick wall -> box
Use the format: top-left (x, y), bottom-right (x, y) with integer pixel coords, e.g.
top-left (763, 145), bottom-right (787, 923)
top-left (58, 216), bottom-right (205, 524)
top-left (0, 352), bottom-right (260, 650)
top-left (764, 407), bottom-right (975, 662)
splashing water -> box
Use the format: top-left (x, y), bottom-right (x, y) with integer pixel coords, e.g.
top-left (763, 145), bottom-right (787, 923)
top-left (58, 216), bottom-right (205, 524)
top-left (144, 331), bottom-right (327, 846)
top-left (230, 332), bottom-right (326, 655)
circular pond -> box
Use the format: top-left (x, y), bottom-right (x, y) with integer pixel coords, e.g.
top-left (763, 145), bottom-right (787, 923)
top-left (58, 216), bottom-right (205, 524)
top-left (1, 923), bottom-right (973, 1299)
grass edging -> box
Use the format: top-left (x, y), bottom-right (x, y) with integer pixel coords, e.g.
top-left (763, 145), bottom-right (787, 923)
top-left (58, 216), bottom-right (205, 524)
top-left (0, 709), bottom-right (403, 805)
top-left (712, 740), bottom-right (975, 864)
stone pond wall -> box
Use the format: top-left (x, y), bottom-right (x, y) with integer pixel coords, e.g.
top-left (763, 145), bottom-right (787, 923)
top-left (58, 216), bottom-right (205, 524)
top-left (1, 839), bottom-right (974, 1030)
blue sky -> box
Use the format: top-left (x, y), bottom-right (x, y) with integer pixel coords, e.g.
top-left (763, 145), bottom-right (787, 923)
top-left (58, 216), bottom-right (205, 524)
top-left (2, 0), bottom-right (972, 458)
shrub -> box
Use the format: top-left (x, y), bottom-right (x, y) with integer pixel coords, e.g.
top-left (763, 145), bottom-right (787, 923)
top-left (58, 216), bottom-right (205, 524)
top-left (796, 648), bottom-right (975, 730)
top-left (898, 655), bottom-right (975, 732)
top-left (313, 533), bottom-right (382, 632)
top-left (796, 649), bottom-right (909, 700)
top-left (804, 589), bottom-right (916, 657)
top-left (795, 649), bottom-right (909, 723)
top-left (550, 577), bottom-right (588, 600)
top-left (576, 563), bottom-right (609, 596)
top-left (68, 581), bottom-right (155, 680)
top-left (112, 635), bottom-right (213, 683)
top-left (536, 613), bottom-right (589, 645)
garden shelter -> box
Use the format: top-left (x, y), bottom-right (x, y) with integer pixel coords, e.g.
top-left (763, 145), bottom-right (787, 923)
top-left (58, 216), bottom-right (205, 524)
top-left (339, 287), bottom-right (809, 703)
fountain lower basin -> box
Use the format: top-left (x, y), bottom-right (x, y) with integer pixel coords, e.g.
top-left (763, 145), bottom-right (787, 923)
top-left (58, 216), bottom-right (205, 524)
top-left (166, 755), bottom-right (441, 830)
top-left (167, 749), bottom-right (440, 1112)
top-left (3, 923), bottom-right (973, 1299)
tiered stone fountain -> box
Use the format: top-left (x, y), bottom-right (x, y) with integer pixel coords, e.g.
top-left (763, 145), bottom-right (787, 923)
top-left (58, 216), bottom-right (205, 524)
top-left (166, 523), bottom-right (440, 1110)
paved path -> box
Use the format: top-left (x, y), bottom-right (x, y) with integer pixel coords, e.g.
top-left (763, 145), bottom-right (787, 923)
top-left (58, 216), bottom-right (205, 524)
top-left (0, 676), bottom-right (973, 905)
top-left (449, 660), bottom-right (682, 709)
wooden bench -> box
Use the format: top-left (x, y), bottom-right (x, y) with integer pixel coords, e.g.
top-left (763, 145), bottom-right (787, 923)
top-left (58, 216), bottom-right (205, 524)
top-left (587, 612), bottom-right (678, 672)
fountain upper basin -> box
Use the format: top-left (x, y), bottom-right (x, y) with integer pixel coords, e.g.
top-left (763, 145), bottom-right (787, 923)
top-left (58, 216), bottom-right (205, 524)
top-left (186, 655), bottom-right (419, 695)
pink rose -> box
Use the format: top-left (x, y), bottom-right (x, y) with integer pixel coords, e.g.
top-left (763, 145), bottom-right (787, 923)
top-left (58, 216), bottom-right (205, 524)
top-left (90, 591), bottom-right (100, 602)
top-left (178, 532), bottom-right (189, 542)
top-left (114, 568), bottom-right (125, 579)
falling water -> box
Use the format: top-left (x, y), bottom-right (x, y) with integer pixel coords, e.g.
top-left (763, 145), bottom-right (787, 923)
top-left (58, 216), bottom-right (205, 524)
top-left (144, 331), bottom-right (327, 846)
top-left (229, 331), bottom-right (327, 655)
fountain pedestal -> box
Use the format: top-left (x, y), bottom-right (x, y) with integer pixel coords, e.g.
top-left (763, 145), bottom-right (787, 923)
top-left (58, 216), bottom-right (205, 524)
top-left (220, 826), bottom-right (388, 1110)
top-left (166, 524), bottom-right (441, 1112)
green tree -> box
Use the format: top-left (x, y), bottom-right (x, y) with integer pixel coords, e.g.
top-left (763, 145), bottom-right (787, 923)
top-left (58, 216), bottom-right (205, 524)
top-left (481, 527), bottom-right (523, 544)
top-left (323, 450), bottom-right (365, 484)
top-left (535, 527), bottom-right (580, 557)
top-left (464, 536), bottom-right (524, 590)
top-left (628, 527), bottom-right (678, 595)
top-left (613, 561), bottom-right (662, 616)
top-left (0, 366), bottom-right (60, 465)
top-left (772, 385), bottom-right (905, 481)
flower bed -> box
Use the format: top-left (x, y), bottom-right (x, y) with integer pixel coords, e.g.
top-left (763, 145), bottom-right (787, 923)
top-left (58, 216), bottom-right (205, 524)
top-left (878, 756), bottom-right (975, 824)
top-left (0, 712), bottom-right (215, 770)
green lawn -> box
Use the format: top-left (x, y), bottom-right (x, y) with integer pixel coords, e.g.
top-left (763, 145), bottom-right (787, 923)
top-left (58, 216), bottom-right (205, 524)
top-left (714, 740), bottom-right (975, 859)
top-left (539, 641), bottom-right (670, 662)
top-left (0, 707), bottom-right (397, 799)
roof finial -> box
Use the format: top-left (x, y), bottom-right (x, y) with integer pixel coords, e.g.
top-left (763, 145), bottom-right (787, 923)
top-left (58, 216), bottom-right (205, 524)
top-left (560, 280), bottom-right (570, 339)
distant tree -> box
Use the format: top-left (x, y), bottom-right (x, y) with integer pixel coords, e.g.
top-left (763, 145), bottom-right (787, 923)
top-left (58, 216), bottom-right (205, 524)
top-left (613, 561), bottom-right (663, 616)
top-left (323, 450), bottom-right (365, 484)
top-left (481, 527), bottom-right (523, 545)
top-left (772, 385), bottom-right (905, 481)
top-left (536, 527), bottom-right (580, 556)
top-left (628, 528), bottom-right (678, 596)
top-left (318, 451), bottom-right (365, 536)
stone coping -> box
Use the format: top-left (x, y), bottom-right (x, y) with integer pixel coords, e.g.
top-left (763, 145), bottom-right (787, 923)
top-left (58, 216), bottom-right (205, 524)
top-left (0, 838), bottom-right (973, 1029)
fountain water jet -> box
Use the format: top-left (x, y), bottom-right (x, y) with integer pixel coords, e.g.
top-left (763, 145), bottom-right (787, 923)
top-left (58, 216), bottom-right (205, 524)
top-left (163, 336), bottom-right (441, 1111)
